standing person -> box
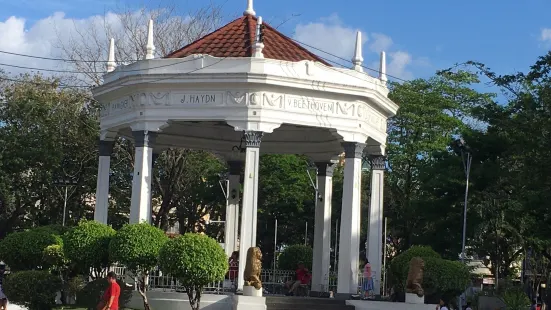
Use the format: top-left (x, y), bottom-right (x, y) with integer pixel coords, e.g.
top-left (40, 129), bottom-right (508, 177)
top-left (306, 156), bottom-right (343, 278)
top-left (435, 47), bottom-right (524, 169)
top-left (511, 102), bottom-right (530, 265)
top-left (362, 260), bottom-right (374, 300)
top-left (97, 272), bottom-right (121, 310)
top-left (465, 301), bottom-right (473, 310)
top-left (227, 251), bottom-right (239, 290)
top-left (0, 262), bottom-right (8, 310)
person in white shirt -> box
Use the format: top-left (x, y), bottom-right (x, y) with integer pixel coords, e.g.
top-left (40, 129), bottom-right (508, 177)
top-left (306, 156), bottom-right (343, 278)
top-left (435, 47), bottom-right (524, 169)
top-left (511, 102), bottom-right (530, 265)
top-left (465, 301), bottom-right (473, 310)
top-left (436, 299), bottom-right (449, 310)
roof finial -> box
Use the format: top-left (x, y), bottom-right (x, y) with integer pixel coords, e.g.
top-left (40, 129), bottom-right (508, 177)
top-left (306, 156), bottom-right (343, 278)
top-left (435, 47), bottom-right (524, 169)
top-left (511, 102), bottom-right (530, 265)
top-left (379, 51), bottom-right (388, 82)
top-left (107, 38), bottom-right (116, 73)
top-left (244, 0), bottom-right (256, 16)
top-left (352, 31), bottom-right (363, 72)
top-left (253, 16), bottom-right (264, 58)
top-left (145, 19), bottom-right (155, 60)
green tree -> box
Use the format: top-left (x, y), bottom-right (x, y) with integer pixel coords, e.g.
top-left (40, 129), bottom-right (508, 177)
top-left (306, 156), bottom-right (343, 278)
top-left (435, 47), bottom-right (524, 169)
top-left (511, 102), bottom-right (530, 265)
top-left (278, 245), bottom-right (313, 270)
top-left (110, 223), bottom-right (168, 310)
top-left (385, 70), bottom-right (494, 257)
top-left (159, 233), bottom-right (228, 310)
top-left (63, 220), bottom-right (115, 278)
top-left (0, 73), bottom-right (99, 236)
top-left (257, 154), bottom-right (316, 268)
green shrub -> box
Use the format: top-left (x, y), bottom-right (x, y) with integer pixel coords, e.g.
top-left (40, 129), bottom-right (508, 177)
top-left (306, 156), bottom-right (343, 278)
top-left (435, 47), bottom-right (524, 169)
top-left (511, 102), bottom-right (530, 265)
top-left (159, 233), bottom-right (228, 310)
top-left (423, 257), bottom-right (471, 302)
top-left (43, 244), bottom-right (66, 268)
top-left (109, 223), bottom-right (168, 272)
top-left (500, 287), bottom-right (531, 310)
top-left (110, 223), bottom-right (168, 309)
top-left (388, 246), bottom-right (470, 303)
top-left (75, 278), bottom-right (132, 309)
top-left (278, 244), bottom-right (313, 270)
top-left (63, 220), bottom-right (115, 275)
top-left (0, 227), bottom-right (63, 271)
top-left (388, 245), bottom-right (441, 291)
top-left (3, 270), bottom-right (62, 310)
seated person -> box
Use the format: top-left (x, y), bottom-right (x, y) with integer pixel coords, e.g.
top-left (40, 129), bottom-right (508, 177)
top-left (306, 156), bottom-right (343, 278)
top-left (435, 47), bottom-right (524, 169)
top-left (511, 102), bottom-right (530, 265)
top-left (285, 263), bottom-right (311, 296)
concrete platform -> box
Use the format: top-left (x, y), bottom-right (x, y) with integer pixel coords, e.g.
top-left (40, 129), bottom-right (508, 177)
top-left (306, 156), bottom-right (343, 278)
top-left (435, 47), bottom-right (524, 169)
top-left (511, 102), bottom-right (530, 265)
top-left (346, 299), bottom-right (437, 310)
top-left (126, 291), bottom-right (233, 310)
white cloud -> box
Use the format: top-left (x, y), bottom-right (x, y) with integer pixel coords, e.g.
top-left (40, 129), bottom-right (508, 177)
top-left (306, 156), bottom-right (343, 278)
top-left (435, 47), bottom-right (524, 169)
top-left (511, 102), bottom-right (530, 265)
top-left (541, 28), bottom-right (551, 42)
top-left (0, 11), bottom-right (123, 78)
top-left (293, 14), bottom-right (364, 65)
top-left (293, 14), bottom-right (427, 80)
top-left (368, 33), bottom-right (393, 53)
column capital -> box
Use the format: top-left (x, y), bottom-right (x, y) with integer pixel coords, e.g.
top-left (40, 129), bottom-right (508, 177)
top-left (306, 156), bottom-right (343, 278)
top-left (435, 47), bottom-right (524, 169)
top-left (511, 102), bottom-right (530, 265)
top-left (342, 142), bottom-right (366, 159)
top-left (227, 161), bottom-right (243, 175)
top-left (98, 140), bottom-right (115, 157)
top-left (315, 162), bottom-right (336, 177)
top-left (369, 155), bottom-right (386, 170)
top-left (133, 130), bottom-right (158, 148)
top-left (243, 130), bottom-right (263, 148)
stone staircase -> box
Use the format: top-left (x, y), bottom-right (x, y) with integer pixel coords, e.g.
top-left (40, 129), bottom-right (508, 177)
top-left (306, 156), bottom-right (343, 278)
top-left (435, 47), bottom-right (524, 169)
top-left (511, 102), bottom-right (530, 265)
top-left (266, 296), bottom-right (356, 310)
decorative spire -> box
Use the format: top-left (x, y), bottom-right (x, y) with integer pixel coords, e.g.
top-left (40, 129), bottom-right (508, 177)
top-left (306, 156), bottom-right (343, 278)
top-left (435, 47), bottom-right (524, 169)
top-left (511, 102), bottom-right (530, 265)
top-left (244, 0), bottom-right (256, 16)
top-left (352, 31), bottom-right (363, 72)
top-left (253, 16), bottom-right (264, 58)
top-left (379, 51), bottom-right (388, 82)
top-left (107, 38), bottom-right (116, 73)
top-left (145, 19), bottom-right (155, 60)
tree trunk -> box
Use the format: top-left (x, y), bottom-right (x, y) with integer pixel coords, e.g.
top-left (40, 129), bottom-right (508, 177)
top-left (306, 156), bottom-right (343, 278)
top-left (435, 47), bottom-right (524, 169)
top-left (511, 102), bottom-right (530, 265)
top-left (138, 274), bottom-right (152, 310)
top-left (186, 286), bottom-right (202, 310)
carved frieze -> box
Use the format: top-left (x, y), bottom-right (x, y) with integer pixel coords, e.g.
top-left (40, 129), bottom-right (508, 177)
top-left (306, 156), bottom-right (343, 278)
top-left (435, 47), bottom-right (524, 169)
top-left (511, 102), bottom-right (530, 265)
top-left (99, 90), bottom-right (388, 136)
top-left (227, 91), bottom-right (247, 105)
top-left (150, 92), bottom-right (170, 106)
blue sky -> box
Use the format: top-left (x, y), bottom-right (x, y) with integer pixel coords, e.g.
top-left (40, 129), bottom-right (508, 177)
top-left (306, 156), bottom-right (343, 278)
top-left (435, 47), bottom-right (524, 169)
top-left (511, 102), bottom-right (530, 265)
top-left (0, 0), bottom-right (549, 87)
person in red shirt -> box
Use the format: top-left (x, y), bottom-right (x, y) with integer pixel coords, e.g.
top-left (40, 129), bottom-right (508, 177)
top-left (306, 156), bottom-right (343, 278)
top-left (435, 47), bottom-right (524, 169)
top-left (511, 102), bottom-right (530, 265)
top-left (285, 263), bottom-right (311, 296)
top-left (97, 272), bottom-right (121, 310)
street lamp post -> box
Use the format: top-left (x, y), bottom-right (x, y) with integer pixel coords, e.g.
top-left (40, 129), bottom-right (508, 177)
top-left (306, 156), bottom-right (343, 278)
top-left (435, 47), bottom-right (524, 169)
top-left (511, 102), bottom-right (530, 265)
top-left (453, 138), bottom-right (473, 310)
top-left (53, 177), bottom-right (78, 226)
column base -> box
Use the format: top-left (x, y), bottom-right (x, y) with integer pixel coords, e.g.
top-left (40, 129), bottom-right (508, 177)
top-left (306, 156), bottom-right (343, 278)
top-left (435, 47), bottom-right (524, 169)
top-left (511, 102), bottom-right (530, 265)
top-left (405, 293), bottom-right (425, 304)
top-left (233, 295), bottom-right (266, 310)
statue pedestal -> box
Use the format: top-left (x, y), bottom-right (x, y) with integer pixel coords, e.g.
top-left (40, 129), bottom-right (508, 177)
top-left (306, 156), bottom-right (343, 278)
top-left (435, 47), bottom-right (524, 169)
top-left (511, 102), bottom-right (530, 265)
top-left (243, 285), bottom-right (263, 297)
top-left (405, 293), bottom-right (425, 304)
top-left (234, 286), bottom-right (265, 310)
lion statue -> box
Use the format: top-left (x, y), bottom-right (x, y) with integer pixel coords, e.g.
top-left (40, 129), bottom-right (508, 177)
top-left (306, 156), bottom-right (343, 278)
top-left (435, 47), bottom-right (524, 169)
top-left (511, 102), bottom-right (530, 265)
top-left (243, 247), bottom-right (262, 290)
top-left (406, 257), bottom-right (425, 297)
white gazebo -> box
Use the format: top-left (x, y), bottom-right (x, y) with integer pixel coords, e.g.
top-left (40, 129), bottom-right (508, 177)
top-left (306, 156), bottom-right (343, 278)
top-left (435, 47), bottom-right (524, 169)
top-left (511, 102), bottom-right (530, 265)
top-left (92, 0), bottom-right (398, 296)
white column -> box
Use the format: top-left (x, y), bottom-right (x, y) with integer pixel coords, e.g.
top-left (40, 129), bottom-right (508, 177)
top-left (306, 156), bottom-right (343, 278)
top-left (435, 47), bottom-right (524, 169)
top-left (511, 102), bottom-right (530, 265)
top-left (237, 130), bottom-right (263, 290)
top-left (130, 130), bottom-right (157, 224)
top-left (225, 161), bottom-right (242, 257)
top-left (94, 140), bottom-right (115, 224)
top-left (337, 142), bottom-right (365, 295)
top-left (367, 155), bottom-right (385, 296)
top-left (311, 162), bottom-right (335, 293)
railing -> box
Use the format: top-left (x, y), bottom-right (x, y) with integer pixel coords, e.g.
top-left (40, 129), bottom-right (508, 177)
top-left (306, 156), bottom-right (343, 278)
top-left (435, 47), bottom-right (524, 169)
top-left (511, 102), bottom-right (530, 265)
top-left (108, 265), bottom-right (366, 295)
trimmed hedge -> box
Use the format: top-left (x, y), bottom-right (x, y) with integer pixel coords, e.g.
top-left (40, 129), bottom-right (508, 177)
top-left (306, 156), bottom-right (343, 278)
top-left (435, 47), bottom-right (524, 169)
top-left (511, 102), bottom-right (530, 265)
top-left (388, 245), bottom-right (441, 291)
top-left (3, 270), bottom-right (62, 310)
top-left (109, 223), bottom-right (168, 272)
top-left (159, 233), bottom-right (228, 310)
top-left (278, 245), bottom-right (313, 270)
top-left (63, 220), bottom-right (115, 273)
top-left (389, 246), bottom-right (470, 303)
top-left (0, 227), bottom-right (63, 271)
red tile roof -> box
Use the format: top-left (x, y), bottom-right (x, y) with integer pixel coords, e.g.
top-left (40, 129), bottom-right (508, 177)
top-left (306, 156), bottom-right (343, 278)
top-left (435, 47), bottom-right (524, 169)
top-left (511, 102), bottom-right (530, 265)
top-left (165, 15), bottom-right (331, 66)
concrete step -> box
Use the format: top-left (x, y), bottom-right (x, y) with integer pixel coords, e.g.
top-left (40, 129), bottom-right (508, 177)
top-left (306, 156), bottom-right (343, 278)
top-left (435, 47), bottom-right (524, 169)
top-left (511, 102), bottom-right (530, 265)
top-left (266, 296), bottom-right (355, 310)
